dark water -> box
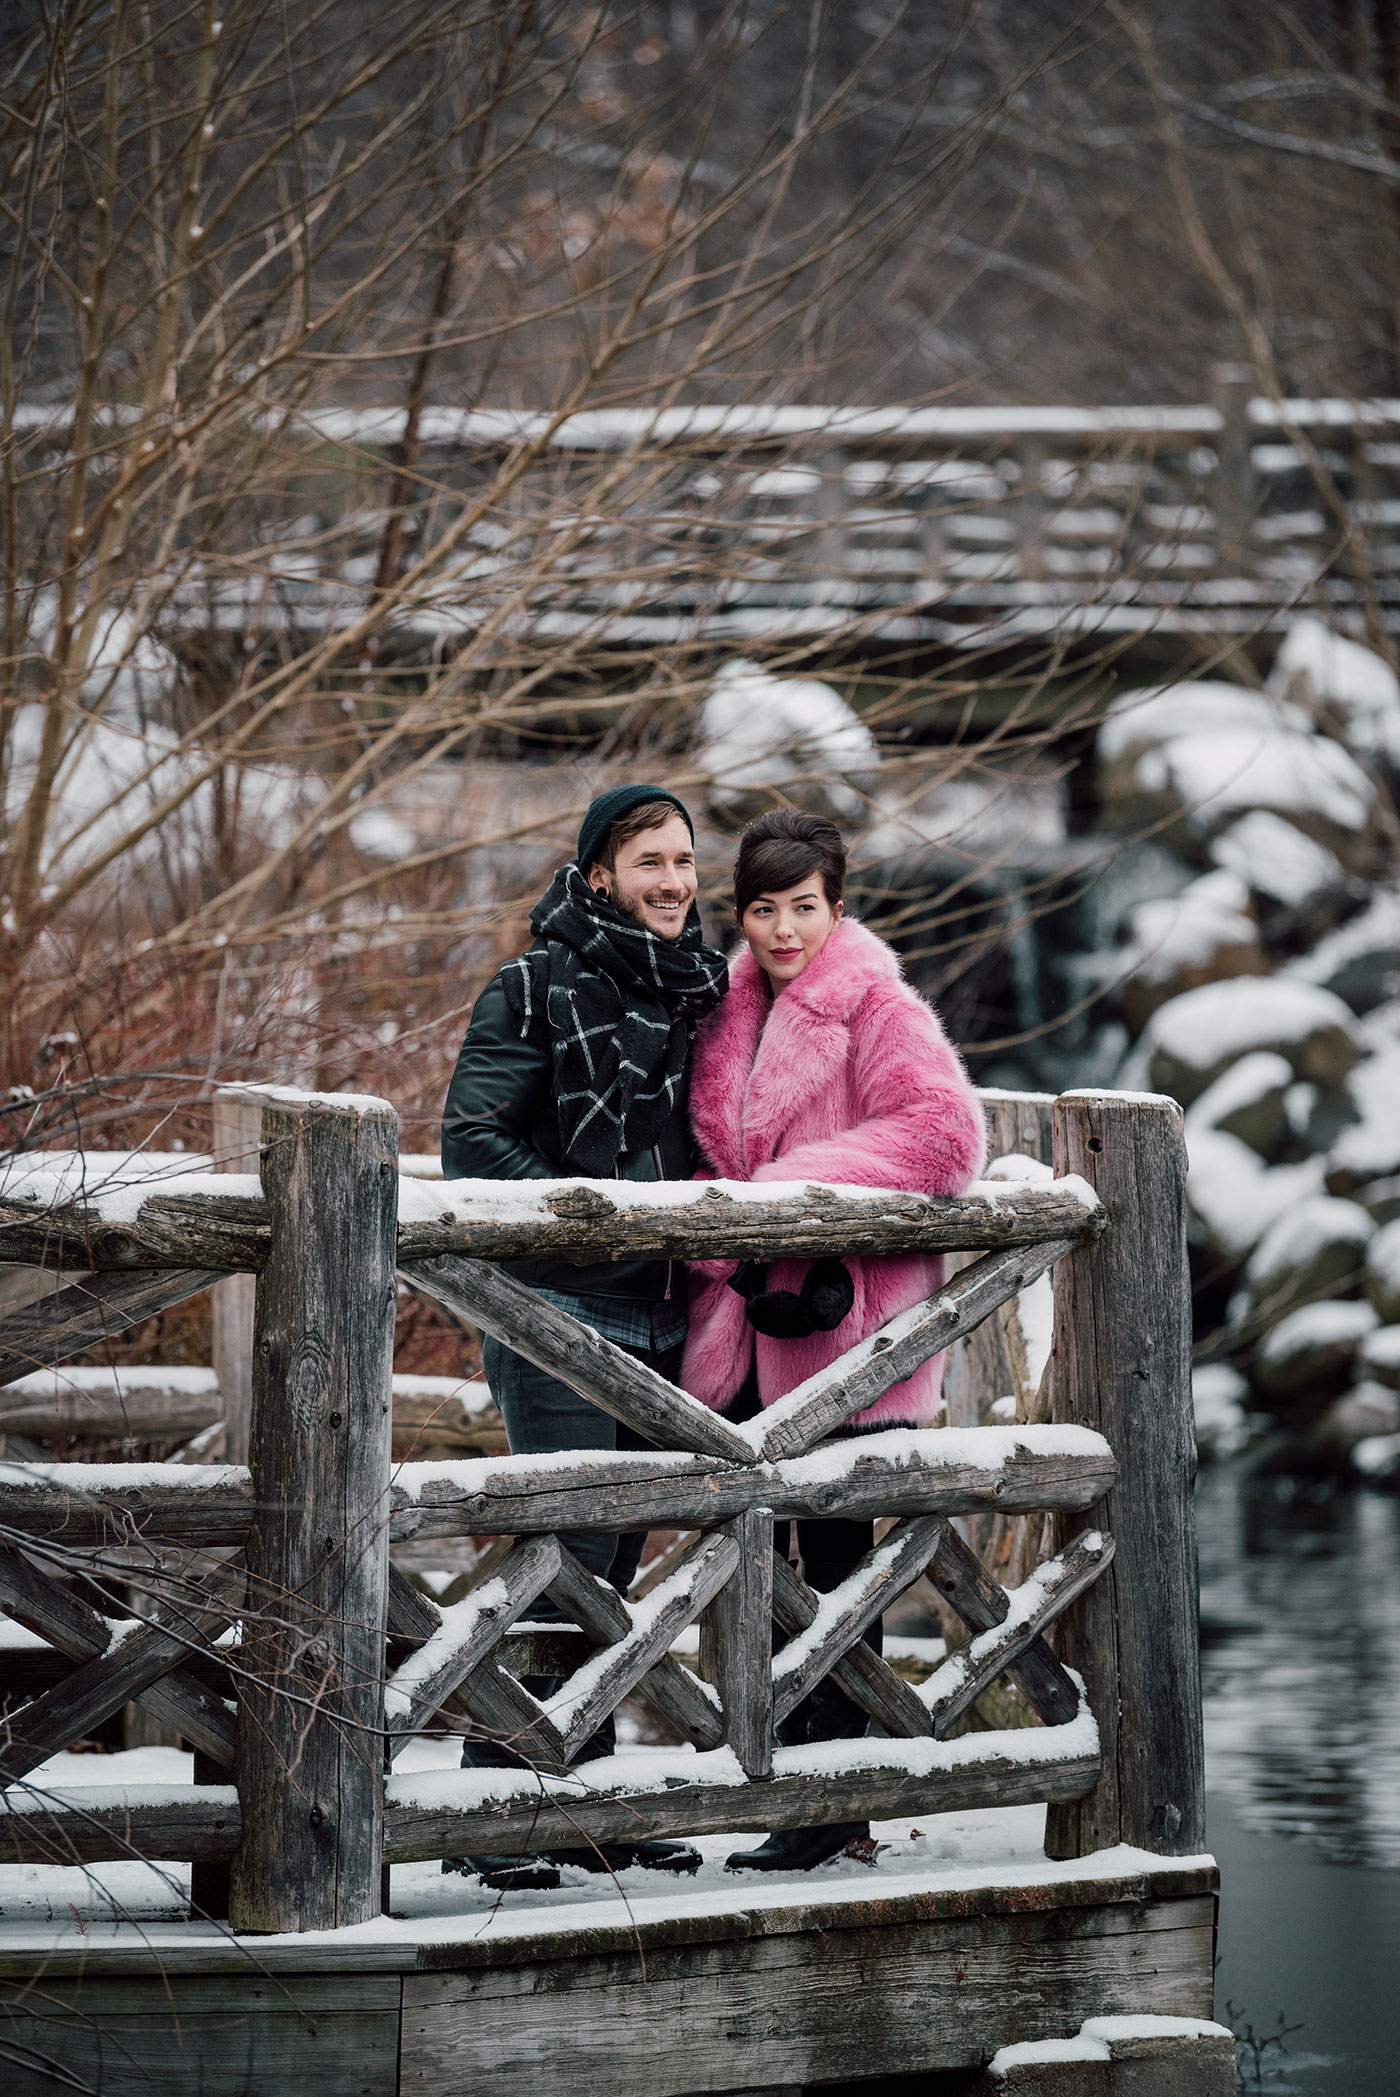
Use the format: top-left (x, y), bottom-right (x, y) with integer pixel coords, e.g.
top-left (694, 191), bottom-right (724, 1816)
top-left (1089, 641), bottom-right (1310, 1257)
top-left (1198, 1464), bottom-right (1400, 2093)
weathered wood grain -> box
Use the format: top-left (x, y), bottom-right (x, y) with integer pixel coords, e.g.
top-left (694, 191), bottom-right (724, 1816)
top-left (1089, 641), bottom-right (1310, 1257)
top-left (2, 1735), bottom-right (1097, 1868)
top-left (1045, 1090), bottom-right (1205, 1862)
top-left (0, 1576), bottom-right (237, 1780)
top-left (0, 1267), bottom-right (222, 1390)
top-left (924, 1519), bottom-right (1081, 1727)
top-left (0, 1175), bottom-right (1100, 1273)
top-left (0, 1430), bottom-right (1117, 1544)
top-left (754, 1238), bottom-right (1078, 1461)
top-left (396, 1176), bottom-right (1104, 1264)
top-left (769, 1551), bottom-right (931, 1739)
top-left (545, 1545), bottom-right (723, 1751)
top-left (0, 1543), bottom-right (235, 1764)
top-left (380, 1744), bottom-right (1100, 1863)
top-left (943, 1091), bottom-right (1054, 1432)
top-left (699, 1509), bottom-right (774, 1777)
top-left (385, 1536), bottom-right (561, 1751)
top-left (390, 1431), bottom-right (1118, 1538)
top-left (445, 1659), bottom-right (571, 1775)
top-left (771, 1516), bottom-right (944, 1726)
top-left (0, 1187), bottom-right (269, 1271)
top-left (397, 1893), bottom-right (1213, 2097)
top-left (399, 1253), bottom-right (755, 1460)
top-left (229, 1093), bottom-right (399, 1935)
top-left (0, 1972), bottom-right (401, 2097)
top-left (921, 1532), bottom-right (1115, 1737)
top-left (545, 1533), bottom-right (737, 1759)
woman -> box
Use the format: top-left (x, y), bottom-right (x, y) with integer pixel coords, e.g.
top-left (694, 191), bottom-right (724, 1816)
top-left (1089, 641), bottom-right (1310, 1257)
top-left (683, 807), bottom-right (986, 1872)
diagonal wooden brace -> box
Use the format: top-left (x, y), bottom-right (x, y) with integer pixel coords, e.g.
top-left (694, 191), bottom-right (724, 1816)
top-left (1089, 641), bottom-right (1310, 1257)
top-left (384, 1536), bottom-right (561, 1754)
top-left (399, 1253), bottom-right (755, 1462)
top-left (0, 1569), bottom-right (240, 1781)
top-left (924, 1520), bottom-right (1081, 1726)
top-left (754, 1238), bottom-right (1078, 1461)
top-left (770, 1551), bottom-right (931, 1740)
top-left (0, 1542), bottom-right (236, 1766)
top-left (543, 1532), bottom-right (739, 1762)
top-left (0, 1269), bottom-right (223, 1389)
top-left (921, 1531), bottom-right (1115, 1736)
top-left (546, 1546), bottom-right (723, 1751)
top-left (771, 1516), bottom-right (946, 1726)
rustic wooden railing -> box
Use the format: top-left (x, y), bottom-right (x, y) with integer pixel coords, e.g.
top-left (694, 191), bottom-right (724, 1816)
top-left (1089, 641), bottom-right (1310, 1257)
top-left (0, 1085), bottom-right (1203, 1935)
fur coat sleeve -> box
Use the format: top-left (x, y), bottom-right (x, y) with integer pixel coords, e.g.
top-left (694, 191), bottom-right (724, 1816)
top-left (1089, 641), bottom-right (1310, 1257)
top-left (681, 917), bottom-right (985, 1424)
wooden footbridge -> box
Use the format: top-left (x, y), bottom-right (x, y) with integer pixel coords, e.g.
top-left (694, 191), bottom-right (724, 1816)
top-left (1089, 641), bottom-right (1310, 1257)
top-left (0, 1087), bottom-right (1216, 2094)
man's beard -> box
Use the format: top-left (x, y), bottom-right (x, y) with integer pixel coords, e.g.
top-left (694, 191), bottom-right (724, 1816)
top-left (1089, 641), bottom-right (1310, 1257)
top-left (614, 888), bottom-right (690, 940)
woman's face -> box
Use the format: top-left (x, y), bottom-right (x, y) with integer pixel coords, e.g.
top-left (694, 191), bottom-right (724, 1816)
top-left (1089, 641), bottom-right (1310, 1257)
top-left (739, 878), bottom-right (843, 988)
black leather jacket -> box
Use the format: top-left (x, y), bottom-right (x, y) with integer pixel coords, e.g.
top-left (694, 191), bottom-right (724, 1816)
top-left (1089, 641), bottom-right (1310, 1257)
top-left (440, 959), bottom-right (696, 1300)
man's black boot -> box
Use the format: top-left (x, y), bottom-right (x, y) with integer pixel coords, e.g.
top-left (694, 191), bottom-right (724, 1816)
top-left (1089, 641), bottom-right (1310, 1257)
top-left (442, 1706), bottom-right (561, 1890)
top-left (724, 1822), bottom-right (867, 1872)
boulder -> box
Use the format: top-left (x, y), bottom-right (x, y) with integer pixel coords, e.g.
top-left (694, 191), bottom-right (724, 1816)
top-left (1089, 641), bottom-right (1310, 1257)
top-left (1097, 678), bottom-right (1381, 870)
top-left (1232, 1196), bottom-right (1374, 1330)
top-left (1269, 614), bottom-right (1400, 767)
top-left (1358, 1324), bottom-right (1400, 1390)
top-left (1352, 1431), bottom-right (1400, 1483)
top-left (1326, 1042), bottom-right (1400, 1195)
top-left (1289, 1381), bottom-right (1400, 1476)
top-left (1285, 889), bottom-right (1400, 1016)
top-left (698, 659), bottom-right (879, 821)
top-left (1365, 1216), bottom-right (1400, 1323)
top-left (1211, 808), bottom-right (1347, 909)
top-left (1252, 1299), bottom-right (1379, 1411)
top-left (1140, 976), bottom-right (1356, 1107)
top-left (1361, 1174), bottom-right (1400, 1223)
top-left (1114, 870), bottom-right (1265, 1033)
top-left (1185, 1127), bottom-right (1325, 1262)
top-left (1193, 1363), bottom-right (1250, 1457)
top-left (1184, 1050), bottom-right (1293, 1160)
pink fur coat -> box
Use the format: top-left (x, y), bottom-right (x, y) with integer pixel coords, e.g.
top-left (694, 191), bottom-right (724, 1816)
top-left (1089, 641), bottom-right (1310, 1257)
top-left (682, 916), bottom-right (986, 1426)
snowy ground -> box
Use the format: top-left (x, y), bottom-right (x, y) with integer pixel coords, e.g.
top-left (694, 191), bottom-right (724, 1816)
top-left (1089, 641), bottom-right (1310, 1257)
top-left (0, 1740), bottom-right (1184, 1955)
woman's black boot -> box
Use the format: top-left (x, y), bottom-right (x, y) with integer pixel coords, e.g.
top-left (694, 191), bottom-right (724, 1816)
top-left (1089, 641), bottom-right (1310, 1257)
top-left (725, 1822), bottom-right (866, 1872)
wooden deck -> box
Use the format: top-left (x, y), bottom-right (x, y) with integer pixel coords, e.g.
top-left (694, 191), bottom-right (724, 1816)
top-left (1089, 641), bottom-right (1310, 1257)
top-left (0, 1844), bottom-right (1217, 2096)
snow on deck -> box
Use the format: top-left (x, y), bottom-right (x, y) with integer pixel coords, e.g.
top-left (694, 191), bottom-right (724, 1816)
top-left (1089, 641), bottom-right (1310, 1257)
top-left (0, 1745), bottom-right (1213, 1959)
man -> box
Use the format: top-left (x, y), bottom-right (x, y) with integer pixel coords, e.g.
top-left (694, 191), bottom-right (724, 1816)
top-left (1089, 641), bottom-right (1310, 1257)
top-left (440, 785), bottom-right (727, 1886)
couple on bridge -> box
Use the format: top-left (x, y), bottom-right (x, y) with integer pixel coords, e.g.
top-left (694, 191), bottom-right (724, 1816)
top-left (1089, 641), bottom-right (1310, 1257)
top-left (441, 785), bottom-right (986, 1887)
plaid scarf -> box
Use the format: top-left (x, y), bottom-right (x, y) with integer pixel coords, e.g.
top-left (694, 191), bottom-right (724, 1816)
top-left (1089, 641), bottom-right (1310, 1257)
top-left (502, 862), bottom-right (728, 1175)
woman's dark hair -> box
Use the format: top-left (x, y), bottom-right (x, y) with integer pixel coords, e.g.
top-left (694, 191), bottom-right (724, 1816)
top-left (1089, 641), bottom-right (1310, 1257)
top-left (733, 808), bottom-right (847, 919)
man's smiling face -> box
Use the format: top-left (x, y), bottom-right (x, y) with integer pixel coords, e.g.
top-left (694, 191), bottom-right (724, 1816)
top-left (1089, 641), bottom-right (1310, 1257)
top-left (588, 812), bottom-right (698, 940)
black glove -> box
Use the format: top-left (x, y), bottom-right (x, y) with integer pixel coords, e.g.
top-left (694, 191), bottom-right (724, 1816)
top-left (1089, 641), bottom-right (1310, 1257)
top-left (727, 1256), bottom-right (855, 1340)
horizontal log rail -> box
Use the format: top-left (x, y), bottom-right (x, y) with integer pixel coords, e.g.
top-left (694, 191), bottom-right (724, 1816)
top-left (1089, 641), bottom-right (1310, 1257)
top-left (0, 1169), bottom-right (1102, 1274)
top-left (0, 1731), bottom-right (1102, 1867)
top-left (0, 1426), bottom-right (1117, 1544)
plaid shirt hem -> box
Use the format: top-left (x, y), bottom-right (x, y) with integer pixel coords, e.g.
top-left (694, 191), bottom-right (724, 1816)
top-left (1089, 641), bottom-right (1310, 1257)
top-left (533, 1287), bottom-right (688, 1357)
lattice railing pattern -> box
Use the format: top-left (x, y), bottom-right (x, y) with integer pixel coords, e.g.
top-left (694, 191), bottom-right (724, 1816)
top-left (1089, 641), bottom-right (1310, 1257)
top-left (0, 1082), bottom-right (1203, 1934)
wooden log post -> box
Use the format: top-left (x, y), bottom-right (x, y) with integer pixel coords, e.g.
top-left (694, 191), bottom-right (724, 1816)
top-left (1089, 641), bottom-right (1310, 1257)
top-left (701, 1508), bottom-right (775, 1778)
top-left (228, 1089), bottom-right (398, 1934)
top-left (1044, 1089), bottom-right (1204, 1861)
top-left (211, 1093), bottom-right (261, 1463)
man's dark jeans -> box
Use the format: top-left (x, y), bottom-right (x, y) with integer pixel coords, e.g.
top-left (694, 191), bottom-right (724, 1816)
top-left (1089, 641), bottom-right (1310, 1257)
top-left (459, 1333), bottom-right (683, 1775)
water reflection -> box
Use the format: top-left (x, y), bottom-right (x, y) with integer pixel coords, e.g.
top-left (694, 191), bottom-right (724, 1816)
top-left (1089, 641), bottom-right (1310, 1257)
top-left (1198, 1463), bottom-right (1400, 1869)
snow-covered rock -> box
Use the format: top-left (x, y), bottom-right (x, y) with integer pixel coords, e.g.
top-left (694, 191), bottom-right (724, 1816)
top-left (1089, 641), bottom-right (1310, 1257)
top-left (1098, 678), bottom-right (1378, 864)
top-left (1193, 1363), bottom-right (1251, 1457)
top-left (1361, 1173), bottom-right (1400, 1223)
top-left (1232, 1195), bottom-right (1374, 1328)
top-left (1328, 1042), bottom-right (1400, 1192)
top-left (1184, 1126), bottom-right (1325, 1261)
top-left (1358, 1324), bottom-right (1400, 1390)
top-left (1183, 1050), bottom-right (1293, 1160)
top-left (698, 658), bottom-right (879, 819)
top-left (1140, 976), bottom-right (1356, 1106)
top-left (1111, 869), bottom-right (1263, 1030)
top-left (1288, 1380), bottom-right (1400, 1472)
top-left (1365, 1216), bottom-right (1400, 1323)
top-left (1211, 808), bottom-right (1347, 908)
top-left (1269, 614), bottom-right (1400, 765)
top-left (1252, 1298), bottom-right (1378, 1407)
top-left (1352, 1430), bottom-right (1400, 1481)
top-left (1286, 889), bottom-right (1400, 1016)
